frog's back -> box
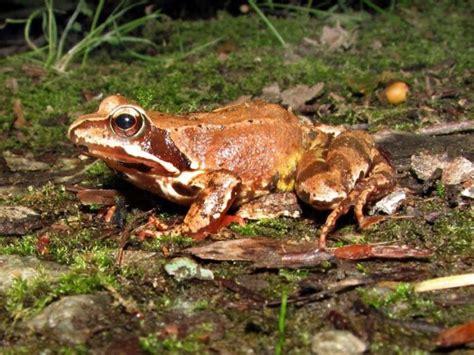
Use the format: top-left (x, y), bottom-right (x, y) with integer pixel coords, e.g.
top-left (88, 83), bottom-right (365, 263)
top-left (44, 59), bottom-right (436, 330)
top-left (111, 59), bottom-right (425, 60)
top-left (167, 101), bottom-right (305, 189)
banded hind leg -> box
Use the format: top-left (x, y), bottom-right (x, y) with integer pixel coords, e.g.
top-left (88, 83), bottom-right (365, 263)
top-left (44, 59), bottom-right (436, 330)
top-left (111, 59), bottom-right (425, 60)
top-left (295, 130), bottom-right (395, 248)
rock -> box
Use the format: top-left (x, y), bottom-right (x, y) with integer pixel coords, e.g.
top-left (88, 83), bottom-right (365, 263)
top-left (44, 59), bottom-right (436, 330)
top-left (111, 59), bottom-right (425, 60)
top-left (442, 157), bottom-right (474, 185)
top-left (3, 150), bottom-right (50, 172)
top-left (0, 205), bottom-right (42, 235)
top-left (410, 152), bottom-right (449, 181)
top-left (164, 257), bottom-right (214, 282)
top-left (0, 255), bottom-right (68, 293)
top-left (24, 293), bottom-right (111, 345)
top-left (311, 330), bottom-right (367, 355)
top-left (371, 189), bottom-right (406, 215)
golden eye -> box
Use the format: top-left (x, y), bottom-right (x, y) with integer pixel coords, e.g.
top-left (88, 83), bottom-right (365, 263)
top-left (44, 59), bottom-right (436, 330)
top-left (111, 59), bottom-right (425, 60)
top-left (110, 108), bottom-right (143, 137)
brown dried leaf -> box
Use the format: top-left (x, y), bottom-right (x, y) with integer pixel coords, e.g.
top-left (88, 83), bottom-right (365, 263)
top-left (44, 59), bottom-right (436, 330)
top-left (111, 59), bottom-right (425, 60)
top-left (186, 238), bottom-right (334, 268)
top-left (13, 99), bottom-right (27, 129)
top-left (21, 63), bottom-right (47, 79)
top-left (281, 82), bottom-right (325, 111)
top-left (260, 82), bottom-right (281, 102)
top-left (75, 188), bottom-right (121, 205)
top-left (334, 244), bottom-right (432, 260)
top-left (320, 22), bottom-right (356, 51)
top-left (435, 321), bottom-right (474, 348)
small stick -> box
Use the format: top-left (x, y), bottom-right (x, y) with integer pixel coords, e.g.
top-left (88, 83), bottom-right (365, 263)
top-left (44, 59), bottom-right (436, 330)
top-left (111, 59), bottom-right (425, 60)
top-left (416, 121), bottom-right (474, 136)
top-left (413, 273), bottom-right (474, 293)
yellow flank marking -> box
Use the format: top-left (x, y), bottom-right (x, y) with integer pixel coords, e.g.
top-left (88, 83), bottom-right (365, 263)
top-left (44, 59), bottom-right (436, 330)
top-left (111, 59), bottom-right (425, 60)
top-left (277, 178), bottom-right (295, 191)
top-left (276, 150), bottom-right (302, 192)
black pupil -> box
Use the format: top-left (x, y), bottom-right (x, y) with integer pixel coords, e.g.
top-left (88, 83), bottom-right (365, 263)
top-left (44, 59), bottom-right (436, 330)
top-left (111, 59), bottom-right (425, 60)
top-left (115, 114), bottom-right (136, 130)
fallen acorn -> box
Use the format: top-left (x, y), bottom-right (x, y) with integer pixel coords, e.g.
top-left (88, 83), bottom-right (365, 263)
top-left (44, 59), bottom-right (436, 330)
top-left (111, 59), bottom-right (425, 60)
top-left (382, 80), bottom-right (409, 105)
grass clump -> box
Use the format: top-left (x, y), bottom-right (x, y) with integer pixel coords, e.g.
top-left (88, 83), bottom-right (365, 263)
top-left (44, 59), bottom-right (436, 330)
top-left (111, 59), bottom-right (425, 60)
top-left (4, 0), bottom-right (160, 72)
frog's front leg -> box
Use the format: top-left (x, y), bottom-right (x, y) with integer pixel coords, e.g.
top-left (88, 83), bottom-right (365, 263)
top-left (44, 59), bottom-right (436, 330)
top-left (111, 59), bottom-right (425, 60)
top-left (154, 171), bottom-right (242, 240)
top-left (296, 130), bottom-right (395, 248)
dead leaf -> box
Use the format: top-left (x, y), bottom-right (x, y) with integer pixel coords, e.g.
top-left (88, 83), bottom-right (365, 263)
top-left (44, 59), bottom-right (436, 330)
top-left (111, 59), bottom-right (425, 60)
top-left (435, 321), bottom-right (474, 348)
top-left (5, 78), bottom-right (18, 93)
top-left (188, 238), bottom-right (431, 267)
top-left (21, 63), bottom-right (47, 79)
top-left (260, 82), bottom-right (281, 102)
top-left (73, 188), bottom-right (121, 205)
top-left (320, 22), bottom-right (356, 51)
top-left (281, 82), bottom-right (325, 111)
top-left (333, 244), bottom-right (432, 260)
top-left (186, 237), bottom-right (334, 268)
top-left (13, 99), bottom-right (27, 129)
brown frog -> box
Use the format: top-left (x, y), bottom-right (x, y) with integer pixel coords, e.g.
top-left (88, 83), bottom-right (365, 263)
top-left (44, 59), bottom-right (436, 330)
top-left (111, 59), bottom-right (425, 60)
top-left (68, 95), bottom-right (395, 247)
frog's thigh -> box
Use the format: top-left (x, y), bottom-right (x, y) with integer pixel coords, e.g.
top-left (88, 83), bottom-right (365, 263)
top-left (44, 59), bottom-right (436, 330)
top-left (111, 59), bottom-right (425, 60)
top-left (295, 131), bottom-right (373, 209)
top-left (182, 170), bottom-right (241, 238)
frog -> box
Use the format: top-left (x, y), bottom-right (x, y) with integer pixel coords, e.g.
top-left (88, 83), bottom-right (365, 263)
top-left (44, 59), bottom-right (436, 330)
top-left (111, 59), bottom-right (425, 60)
top-left (68, 95), bottom-right (395, 247)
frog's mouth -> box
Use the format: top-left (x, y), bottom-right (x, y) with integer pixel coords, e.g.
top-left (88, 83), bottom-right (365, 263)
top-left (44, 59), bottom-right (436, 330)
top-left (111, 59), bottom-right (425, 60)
top-left (77, 143), bottom-right (176, 177)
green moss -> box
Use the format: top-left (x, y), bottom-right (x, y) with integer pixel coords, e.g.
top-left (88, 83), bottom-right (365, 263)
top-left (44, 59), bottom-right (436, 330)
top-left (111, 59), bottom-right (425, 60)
top-left (140, 322), bottom-right (213, 353)
top-left (359, 283), bottom-right (441, 321)
top-left (0, 235), bottom-right (37, 256)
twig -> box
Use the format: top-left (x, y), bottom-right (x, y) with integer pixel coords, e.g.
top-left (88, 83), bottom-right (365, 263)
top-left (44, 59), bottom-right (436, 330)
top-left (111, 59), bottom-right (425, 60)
top-left (413, 273), bottom-right (474, 293)
top-left (416, 121), bottom-right (474, 136)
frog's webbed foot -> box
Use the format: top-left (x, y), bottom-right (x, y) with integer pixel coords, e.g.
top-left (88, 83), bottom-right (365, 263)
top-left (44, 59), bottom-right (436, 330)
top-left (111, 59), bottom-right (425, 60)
top-left (296, 131), bottom-right (395, 248)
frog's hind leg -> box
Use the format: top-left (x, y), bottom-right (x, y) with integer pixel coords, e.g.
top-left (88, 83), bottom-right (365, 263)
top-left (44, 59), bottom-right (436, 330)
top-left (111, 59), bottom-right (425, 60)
top-left (352, 148), bottom-right (396, 229)
top-left (296, 131), bottom-right (395, 248)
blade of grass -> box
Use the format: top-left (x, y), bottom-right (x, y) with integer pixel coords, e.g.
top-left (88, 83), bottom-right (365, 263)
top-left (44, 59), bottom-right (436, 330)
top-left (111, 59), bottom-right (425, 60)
top-left (275, 290), bottom-right (288, 355)
top-left (44, 0), bottom-right (58, 68)
top-left (82, 0), bottom-right (105, 66)
top-left (56, 0), bottom-right (83, 62)
top-left (248, 0), bottom-right (286, 47)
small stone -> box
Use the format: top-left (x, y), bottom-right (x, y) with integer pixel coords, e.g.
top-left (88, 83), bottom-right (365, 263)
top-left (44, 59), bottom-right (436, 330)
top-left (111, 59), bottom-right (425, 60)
top-left (3, 150), bottom-right (50, 172)
top-left (0, 205), bottom-right (42, 235)
top-left (371, 189), bottom-right (406, 215)
top-left (442, 157), bottom-right (474, 185)
top-left (164, 257), bottom-right (214, 282)
top-left (311, 330), bottom-right (367, 355)
top-left (0, 255), bottom-right (68, 293)
top-left (24, 293), bottom-right (111, 345)
top-left (410, 152), bottom-right (449, 181)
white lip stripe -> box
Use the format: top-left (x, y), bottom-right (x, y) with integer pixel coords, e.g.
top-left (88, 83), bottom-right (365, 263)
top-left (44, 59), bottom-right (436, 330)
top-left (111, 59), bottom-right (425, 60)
top-left (74, 127), bottom-right (179, 174)
top-left (123, 145), bottom-right (179, 174)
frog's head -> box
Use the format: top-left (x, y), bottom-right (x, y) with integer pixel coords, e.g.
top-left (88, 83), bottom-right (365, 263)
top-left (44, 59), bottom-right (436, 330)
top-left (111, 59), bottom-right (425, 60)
top-left (68, 95), bottom-right (190, 177)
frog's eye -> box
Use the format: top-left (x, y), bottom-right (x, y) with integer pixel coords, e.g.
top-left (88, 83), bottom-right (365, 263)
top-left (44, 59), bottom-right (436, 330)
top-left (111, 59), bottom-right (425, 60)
top-left (110, 107), bottom-right (144, 137)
